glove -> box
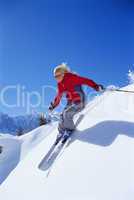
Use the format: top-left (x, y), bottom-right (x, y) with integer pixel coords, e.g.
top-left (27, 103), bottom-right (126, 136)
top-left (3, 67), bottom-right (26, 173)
top-left (48, 102), bottom-right (55, 111)
top-left (95, 84), bottom-right (105, 92)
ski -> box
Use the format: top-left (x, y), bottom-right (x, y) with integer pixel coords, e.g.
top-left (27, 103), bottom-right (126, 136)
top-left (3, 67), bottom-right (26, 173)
top-left (46, 137), bottom-right (71, 177)
top-left (39, 134), bottom-right (71, 171)
top-left (38, 142), bottom-right (58, 170)
top-left (38, 114), bottom-right (84, 171)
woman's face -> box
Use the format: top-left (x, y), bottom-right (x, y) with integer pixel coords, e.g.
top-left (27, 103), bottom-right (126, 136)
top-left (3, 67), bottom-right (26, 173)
top-left (54, 72), bottom-right (64, 83)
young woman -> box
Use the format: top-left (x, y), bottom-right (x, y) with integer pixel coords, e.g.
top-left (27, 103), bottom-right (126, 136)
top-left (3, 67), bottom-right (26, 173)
top-left (49, 64), bottom-right (104, 144)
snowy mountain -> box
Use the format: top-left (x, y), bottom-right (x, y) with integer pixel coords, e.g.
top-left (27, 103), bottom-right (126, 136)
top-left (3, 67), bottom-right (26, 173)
top-left (0, 113), bottom-right (40, 135)
top-left (0, 84), bottom-right (134, 200)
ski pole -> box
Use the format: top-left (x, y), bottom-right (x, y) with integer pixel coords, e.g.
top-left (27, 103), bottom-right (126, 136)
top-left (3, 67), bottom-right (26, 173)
top-left (114, 89), bottom-right (134, 94)
top-left (106, 88), bottom-right (134, 94)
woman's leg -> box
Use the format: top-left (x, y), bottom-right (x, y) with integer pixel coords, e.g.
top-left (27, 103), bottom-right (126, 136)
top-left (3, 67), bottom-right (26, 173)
top-left (58, 103), bottom-right (83, 132)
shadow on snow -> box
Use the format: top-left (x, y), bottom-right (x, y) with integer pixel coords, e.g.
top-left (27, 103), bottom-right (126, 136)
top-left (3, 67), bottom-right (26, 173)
top-left (72, 120), bottom-right (134, 146)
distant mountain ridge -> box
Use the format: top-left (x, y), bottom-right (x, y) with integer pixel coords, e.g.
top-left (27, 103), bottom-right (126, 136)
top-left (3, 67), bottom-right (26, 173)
top-left (0, 112), bottom-right (40, 135)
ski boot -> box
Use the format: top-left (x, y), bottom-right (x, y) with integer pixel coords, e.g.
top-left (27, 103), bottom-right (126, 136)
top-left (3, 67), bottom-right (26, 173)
top-left (61, 130), bottom-right (73, 144)
top-left (0, 146), bottom-right (3, 154)
top-left (54, 128), bottom-right (65, 145)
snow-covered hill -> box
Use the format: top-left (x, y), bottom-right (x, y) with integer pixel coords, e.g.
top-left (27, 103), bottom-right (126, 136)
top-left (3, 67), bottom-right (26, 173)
top-left (0, 84), bottom-right (134, 200)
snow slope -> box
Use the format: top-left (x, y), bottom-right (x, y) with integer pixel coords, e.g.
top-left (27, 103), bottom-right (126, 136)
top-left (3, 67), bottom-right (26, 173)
top-left (0, 123), bottom-right (57, 184)
top-left (0, 84), bottom-right (134, 200)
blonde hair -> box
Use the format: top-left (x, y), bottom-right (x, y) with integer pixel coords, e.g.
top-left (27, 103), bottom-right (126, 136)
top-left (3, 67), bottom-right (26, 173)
top-left (53, 63), bottom-right (70, 75)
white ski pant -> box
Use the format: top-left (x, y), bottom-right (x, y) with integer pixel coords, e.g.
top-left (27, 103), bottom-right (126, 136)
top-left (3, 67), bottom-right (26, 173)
top-left (58, 103), bottom-right (84, 133)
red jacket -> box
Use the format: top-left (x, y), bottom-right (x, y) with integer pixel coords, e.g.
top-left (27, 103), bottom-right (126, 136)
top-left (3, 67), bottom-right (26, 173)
top-left (53, 72), bottom-right (99, 108)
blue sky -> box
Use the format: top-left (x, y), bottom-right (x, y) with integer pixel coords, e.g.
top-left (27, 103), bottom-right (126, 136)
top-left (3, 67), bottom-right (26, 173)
top-left (0, 0), bottom-right (133, 116)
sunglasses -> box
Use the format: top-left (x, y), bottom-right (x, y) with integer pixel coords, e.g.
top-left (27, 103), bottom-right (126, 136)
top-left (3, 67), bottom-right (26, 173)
top-left (54, 73), bottom-right (63, 79)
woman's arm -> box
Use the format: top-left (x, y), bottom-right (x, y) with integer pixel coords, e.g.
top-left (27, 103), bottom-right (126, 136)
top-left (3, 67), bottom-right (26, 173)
top-left (52, 84), bottom-right (64, 108)
top-left (71, 73), bottom-right (99, 90)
